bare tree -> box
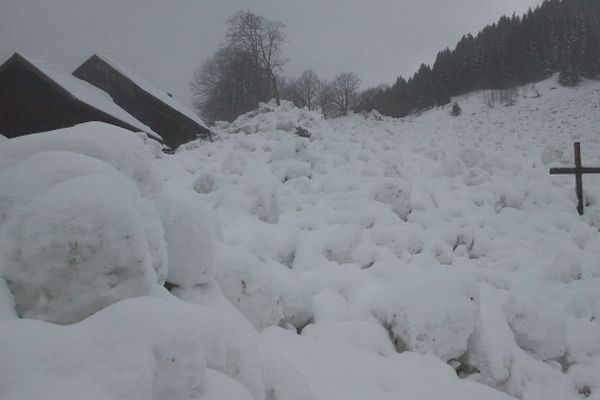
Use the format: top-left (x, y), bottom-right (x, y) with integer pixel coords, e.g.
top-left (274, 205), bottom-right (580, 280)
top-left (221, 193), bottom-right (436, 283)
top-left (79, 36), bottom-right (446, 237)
top-left (330, 72), bottom-right (361, 116)
top-left (190, 11), bottom-right (286, 122)
top-left (289, 69), bottom-right (321, 110)
top-left (190, 46), bottom-right (269, 123)
top-left (227, 11), bottom-right (287, 105)
top-left (318, 80), bottom-right (336, 119)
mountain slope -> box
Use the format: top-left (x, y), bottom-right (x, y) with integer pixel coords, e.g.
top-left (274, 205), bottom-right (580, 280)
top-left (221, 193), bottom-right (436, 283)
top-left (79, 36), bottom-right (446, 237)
top-left (0, 77), bottom-right (599, 400)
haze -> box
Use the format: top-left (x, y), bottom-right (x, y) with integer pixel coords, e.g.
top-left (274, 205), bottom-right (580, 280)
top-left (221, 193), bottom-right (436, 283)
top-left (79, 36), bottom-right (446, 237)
top-left (0, 0), bottom-right (544, 108)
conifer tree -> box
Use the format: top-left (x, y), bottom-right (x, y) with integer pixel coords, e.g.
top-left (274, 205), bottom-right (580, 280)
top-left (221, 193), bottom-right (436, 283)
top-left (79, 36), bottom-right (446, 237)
top-left (358, 0), bottom-right (600, 117)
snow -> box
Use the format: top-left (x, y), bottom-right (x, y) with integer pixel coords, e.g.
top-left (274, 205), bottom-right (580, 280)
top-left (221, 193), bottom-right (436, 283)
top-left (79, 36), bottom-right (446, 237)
top-left (0, 122), bottom-right (163, 197)
top-left (16, 53), bottom-right (163, 141)
top-left (91, 54), bottom-right (209, 130)
top-left (261, 326), bottom-right (514, 400)
top-left (0, 175), bottom-right (156, 324)
top-left (376, 268), bottom-right (480, 362)
top-left (0, 297), bottom-right (262, 400)
top-left (156, 190), bottom-right (220, 287)
top-left (2, 76), bottom-right (600, 400)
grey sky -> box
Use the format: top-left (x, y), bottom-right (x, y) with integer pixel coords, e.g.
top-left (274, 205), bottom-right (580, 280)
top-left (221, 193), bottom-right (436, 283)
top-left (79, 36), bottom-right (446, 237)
top-left (0, 0), bottom-right (544, 108)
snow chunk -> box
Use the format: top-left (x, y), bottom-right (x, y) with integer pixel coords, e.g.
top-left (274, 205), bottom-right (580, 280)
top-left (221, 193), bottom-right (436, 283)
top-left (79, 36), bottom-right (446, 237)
top-left (313, 290), bottom-right (351, 323)
top-left (222, 100), bottom-right (331, 139)
top-left (193, 171), bottom-right (217, 194)
top-left (466, 283), bottom-right (514, 384)
top-left (0, 150), bottom-right (168, 282)
top-left (382, 268), bottom-right (480, 361)
top-left (544, 253), bottom-right (583, 283)
top-left (0, 175), bottom-right (156, 324)
top-left (156, 192), bottom-right (220, 287)
top-left (541, 143), bottom-right (571, 166)
top-left (505, 285), bottom-right (567, 361)
top-left (214, 246), bottom-right (285, 330)
top-left (202, 369), bottom-right (255, 400)
top-left (261, 326), bottom-right (514, 400)
top-left (0, 150), bottom-right (137, 224)
top-left (0, 296), bottom-right (265, 400)
top-left (259, 340), bottom-right (316, 400)
top-left (369, 178), bottom-right (411, 221)
top-left (0, 122), bottom-right (162, 197)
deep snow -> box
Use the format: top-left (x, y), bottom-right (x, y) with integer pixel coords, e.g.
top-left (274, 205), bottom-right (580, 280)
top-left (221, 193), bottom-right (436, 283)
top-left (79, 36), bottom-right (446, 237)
top-left (1, 75), bottom-right (600, 400)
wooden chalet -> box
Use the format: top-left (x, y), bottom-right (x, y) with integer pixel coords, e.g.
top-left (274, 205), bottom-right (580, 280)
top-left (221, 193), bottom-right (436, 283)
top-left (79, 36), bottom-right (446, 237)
top-left (74, 54), bottom-right (212, 149)
top-left (0, 53), bottom-right (163, 143)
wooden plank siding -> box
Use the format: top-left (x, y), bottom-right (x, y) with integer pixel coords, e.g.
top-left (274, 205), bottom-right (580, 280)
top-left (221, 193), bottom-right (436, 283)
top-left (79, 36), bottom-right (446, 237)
top-left (0, 54), bottom-right (150, 139)
top-left (74, 55), bottom-right (211, 149)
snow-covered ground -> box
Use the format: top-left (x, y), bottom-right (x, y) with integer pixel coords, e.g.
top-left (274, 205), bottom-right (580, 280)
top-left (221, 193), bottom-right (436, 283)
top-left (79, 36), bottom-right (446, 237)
top-left (1, 75), bottom-right (600, 400)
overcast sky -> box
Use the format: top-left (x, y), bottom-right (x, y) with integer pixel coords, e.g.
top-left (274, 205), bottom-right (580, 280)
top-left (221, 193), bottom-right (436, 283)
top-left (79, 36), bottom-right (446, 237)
top-left (0, 0), bottom-right (544, 108)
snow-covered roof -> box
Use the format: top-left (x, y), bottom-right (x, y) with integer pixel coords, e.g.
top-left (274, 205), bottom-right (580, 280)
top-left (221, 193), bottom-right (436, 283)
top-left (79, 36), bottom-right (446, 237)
top-left (5, 53), bottom-right (163, 142)
top-left (89, 55), bottom-right (209, 130)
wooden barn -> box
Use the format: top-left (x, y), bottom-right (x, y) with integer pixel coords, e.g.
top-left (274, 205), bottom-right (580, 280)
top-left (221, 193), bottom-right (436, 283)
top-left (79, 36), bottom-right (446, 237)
top-left (74, 54), bottom-right (212, 149)
top-left (0, 53), bottom-right (163, 143)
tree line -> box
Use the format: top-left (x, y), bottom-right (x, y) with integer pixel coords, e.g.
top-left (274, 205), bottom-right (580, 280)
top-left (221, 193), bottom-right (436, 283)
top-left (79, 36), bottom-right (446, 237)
top-left (359, 0), bottom-right (600, 117)
top-left (192, 0), bottom-right (600, 123)
top-left (191, 11), bottom-right (361, 123)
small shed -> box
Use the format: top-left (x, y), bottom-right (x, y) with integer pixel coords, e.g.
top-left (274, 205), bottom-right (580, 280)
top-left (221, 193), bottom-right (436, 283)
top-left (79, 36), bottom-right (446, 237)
top-left (0, 53), bottom-right (163, 143)
top-left (74, 55), bottom-right (212, 149)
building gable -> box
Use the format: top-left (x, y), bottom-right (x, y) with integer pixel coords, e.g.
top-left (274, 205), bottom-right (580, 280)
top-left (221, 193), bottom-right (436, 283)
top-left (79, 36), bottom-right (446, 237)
top-left (74, 55), bottom-right (211, 149)
top-left (0, 53), bottom-right (163, 143)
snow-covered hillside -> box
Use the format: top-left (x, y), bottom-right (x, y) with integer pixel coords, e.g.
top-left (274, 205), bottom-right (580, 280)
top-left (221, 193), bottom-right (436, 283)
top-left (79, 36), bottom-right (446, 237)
top-left (1, 76), bottom-right (600, 400)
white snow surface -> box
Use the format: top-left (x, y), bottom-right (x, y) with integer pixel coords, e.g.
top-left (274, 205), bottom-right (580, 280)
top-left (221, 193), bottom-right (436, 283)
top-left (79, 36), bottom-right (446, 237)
top-left (1, 76), bottom-right (600, 400)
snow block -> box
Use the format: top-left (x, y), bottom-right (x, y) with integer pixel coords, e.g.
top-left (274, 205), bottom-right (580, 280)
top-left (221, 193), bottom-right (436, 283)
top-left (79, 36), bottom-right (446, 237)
top-left (0, 175), bottom-right (156, 324)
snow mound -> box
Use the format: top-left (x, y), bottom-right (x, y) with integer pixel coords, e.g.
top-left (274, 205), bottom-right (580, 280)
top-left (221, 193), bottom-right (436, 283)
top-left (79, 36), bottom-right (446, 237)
top-left (220, 100), bottom-right (332, 138)
top-left (369, 177), bottom-right (412, 221)
top-left (0, 150), bottom-right (137, 224)
top-left (0, 122), bottom-right (162, 197)
top-left (0, 175), bottom-right (156, 324)
top-left (380, 268), bottom-right (480, 362)
top-left (0, 297), bottom-right (263, 400)
top-left (156, 191), bottom-right (221, 287)
top-left (505, 285), bottom-right (567, 361)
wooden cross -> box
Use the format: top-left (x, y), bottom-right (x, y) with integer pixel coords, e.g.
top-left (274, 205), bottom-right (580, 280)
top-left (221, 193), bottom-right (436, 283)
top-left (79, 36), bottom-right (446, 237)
top-left (550, 142), bottom-right (600, 215)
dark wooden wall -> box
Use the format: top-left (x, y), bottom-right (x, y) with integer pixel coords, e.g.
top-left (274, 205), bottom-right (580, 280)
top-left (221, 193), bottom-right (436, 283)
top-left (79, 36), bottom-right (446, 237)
top-left (0, 62), bottom-right (139, 138)
top-left (74, 57), bottom-right (210, 149)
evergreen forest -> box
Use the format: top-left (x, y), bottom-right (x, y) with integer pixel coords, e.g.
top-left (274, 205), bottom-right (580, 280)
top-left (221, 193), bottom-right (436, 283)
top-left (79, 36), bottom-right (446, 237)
top-left (359, 0), bottom-right (600, 117)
